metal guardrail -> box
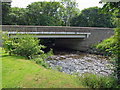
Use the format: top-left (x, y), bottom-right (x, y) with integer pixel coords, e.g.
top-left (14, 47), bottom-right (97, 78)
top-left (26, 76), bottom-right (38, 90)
top-left (3, 31), bottom-right (91, 38)
top-left (3, 31), bottom-right (91, 35)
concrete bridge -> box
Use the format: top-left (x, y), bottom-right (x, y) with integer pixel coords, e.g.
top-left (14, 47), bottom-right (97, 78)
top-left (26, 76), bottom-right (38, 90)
top-left (1, 25), bottom-right (114, 51)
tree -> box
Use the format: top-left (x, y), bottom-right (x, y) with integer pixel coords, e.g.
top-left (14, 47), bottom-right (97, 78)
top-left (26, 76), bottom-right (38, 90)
top-left (25, 1), bottom-right (64, 26)
top-left (61, 0), bottom-right (79, 26)
top-left (100, 1), bottom-right (120, 86)
top-left (70, 7), bottom-right (114, 28)
top-left (2, 3), bottom-right (11, 25)
top-left (9, 7), bottom-right (27, 25)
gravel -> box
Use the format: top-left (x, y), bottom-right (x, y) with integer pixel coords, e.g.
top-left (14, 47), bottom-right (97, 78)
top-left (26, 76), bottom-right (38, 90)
top-left (44, 54), bottom-right (114, 76)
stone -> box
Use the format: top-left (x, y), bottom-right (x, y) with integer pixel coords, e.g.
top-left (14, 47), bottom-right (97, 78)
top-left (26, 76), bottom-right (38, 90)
top-left (59, 56), bottom-right (66, 60)
top-left (44, 53), bottom-right (114, 76)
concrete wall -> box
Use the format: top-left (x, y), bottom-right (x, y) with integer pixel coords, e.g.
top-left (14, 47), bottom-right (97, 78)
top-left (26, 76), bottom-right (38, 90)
top-left (54, 28), bottom-right (114, 51)
top-left (2, 25), bottom-right (114, 51)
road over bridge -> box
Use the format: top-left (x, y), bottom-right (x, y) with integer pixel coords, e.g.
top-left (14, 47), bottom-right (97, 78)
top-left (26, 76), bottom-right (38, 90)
top-left (1, 25), bottom-right (114, 51)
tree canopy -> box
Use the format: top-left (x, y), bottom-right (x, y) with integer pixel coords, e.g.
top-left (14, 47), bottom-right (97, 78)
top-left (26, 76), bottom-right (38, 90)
top-left (70, 7), bottom-right (114, 28)
top-left (2, 1), bottom-right (117, 28)
top-left (25, 1), bottom-right (64, 26)
top-left (2, 3), bottom-right (11, 25)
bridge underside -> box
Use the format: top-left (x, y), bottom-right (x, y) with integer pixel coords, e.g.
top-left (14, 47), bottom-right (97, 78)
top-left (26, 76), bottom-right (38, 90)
top-left (4, 31), bottom-right (90, 51)
top-left (54, 38), bottom-right (87, 51)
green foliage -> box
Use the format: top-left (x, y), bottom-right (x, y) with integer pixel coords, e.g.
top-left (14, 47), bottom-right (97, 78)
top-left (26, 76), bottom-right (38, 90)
top-left (13, 34), bottom-right (45, 59)
top-left (95, 36), bottom-right (117, 56)
top-left (56, 65), bottom-right (62, 71)
top-left (33, 48), bottom-right (53, 68)
top-left (2, 32), bottom-right (45, 59)
top-left (61, 0), bottom-right (79, 26)
top-left (9, 7), bottom-right (27, 25)
top-left (2, 32), bottom-right (14, 55)
top-left (94, 27), bottom-right (120, 87)
top-left (46, 48), bottom-right (53, 57)
top-left (2, 51), bottom-right (84, 88)
top-left (71, 7), bottom-right (114, 27)
top-left (2, 1), bottom-right (80, 26)
top-left (38, 48), bottom-right (53, 60)
top-left (79, 73), bottom-right (117, 88)
top-left (100, 2), bottom-right (120, 13)
top-left (26, 1), bottom-right (64, 26)
top-left (34, 58), bottom-right (50, 69)
top-left (100, 1), bottom-right (120, 87)
top-left (2, 3), bottom-right (11, 25)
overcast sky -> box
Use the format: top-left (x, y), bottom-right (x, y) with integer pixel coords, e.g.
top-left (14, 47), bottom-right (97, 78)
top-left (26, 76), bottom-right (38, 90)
top-left (11, 0), bottom-right (103, 11)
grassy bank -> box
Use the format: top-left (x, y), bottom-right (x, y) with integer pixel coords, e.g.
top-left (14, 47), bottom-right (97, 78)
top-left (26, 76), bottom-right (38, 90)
top-left (2, 48), bottom-right (118, 88)
top-left (2, 49), bottom-right (84, 88)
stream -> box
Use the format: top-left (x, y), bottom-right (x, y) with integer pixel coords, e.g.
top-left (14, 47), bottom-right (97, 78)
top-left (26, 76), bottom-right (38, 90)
top-left (44, 48), bottom-right (114, 76)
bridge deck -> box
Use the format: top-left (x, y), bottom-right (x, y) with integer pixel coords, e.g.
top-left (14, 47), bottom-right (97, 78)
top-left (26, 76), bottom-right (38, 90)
top-left (1, 25), bottom-right (113, 39)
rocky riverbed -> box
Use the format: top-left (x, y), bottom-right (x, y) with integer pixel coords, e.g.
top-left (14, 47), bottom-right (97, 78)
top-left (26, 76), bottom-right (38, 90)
top-left (44, 50), bottom-right (114, 76)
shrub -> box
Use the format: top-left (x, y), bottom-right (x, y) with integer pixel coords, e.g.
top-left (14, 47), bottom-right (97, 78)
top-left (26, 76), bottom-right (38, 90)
top-left (2, 31), bottom-right (15, 55)
top-left (2, 32), bottom-right (45, 59)
top-left (34, 58), bottom-right (50, 69)
top-left (79, 73), bottom-right (117, 88)
top-left (94, 36), bottom-right (117, 56)
top-left (13, 34), bottom-right (45, 59)
top-left (33, 49), bottom-right (53, 68)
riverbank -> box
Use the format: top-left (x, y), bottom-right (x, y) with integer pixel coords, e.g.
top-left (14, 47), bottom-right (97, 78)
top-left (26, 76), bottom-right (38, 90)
top-left (2, 48), bottom-right (117, 88)
top-left (2, 50), bottom-right (84, 88)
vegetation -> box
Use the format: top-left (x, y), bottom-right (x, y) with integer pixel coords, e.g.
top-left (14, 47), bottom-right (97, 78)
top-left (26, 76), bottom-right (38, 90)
top-left (2, 3), bottom-right (11, 25)
top-left (2, 0), bottom-right (120, 88)
top-left (2, 32), bottom-right (118, 88)
top-left (60, 0), bottom-right (79, 26)
top-left (98, 1), bottom-right (120, 87)
top-left (71, 7), bottom-right (115, 28)
top-left (2, 49), bottom-right (118, 88)
top-left (13, 34), bottom-right (45, 59)
top-left (2, 32), bottom-right (14, 56)
top-left (2, 33), bottom-right (45, 59)
top-left (78, 73), bottom-right (117, 88)
top-left (2, 49), bottom-right (84, 88)
top-left (33, 48), bottom-right (53, 69)
top-left (93, 36), bottom-right (116, 56)
top-left (2, 1), bottom-right (115, 27)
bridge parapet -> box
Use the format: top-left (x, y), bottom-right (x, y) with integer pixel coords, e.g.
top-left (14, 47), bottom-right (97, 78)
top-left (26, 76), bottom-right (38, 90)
top-left (2, 25), bottom-right (113, 32)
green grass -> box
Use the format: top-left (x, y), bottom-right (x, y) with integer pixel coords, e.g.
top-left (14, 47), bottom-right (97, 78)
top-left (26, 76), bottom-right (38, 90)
top-left (2, 49), bottom-right (85, 88)
top-left (78, 73), bottom-right (117, 88)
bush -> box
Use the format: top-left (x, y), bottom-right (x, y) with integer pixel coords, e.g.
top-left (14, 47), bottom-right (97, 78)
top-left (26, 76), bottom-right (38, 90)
top-left (2, 31), bottom-right (15, 55)
top-left (2, 32), bottom-right (45, 59)
top-left (33, 48), bottom-right (53, 68)
top-left (13, 34), bottom-right (45, 59)
top-left (79, 73), bottom-right (117, 88)
top-left (34, 58), bottom-right (50, 69)
top-left (94, 36), bottom-right (117, 56)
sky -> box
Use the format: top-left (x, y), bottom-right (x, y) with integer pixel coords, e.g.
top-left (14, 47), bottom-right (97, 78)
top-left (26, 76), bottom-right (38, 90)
top-left (11, 0), bottom-right (103, 11)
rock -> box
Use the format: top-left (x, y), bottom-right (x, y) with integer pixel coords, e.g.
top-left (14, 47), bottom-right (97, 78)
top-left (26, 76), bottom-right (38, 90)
top-left (44, 53), bottom-right (114, 76)
top-left (59, 56), bottom-right (66, 60)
